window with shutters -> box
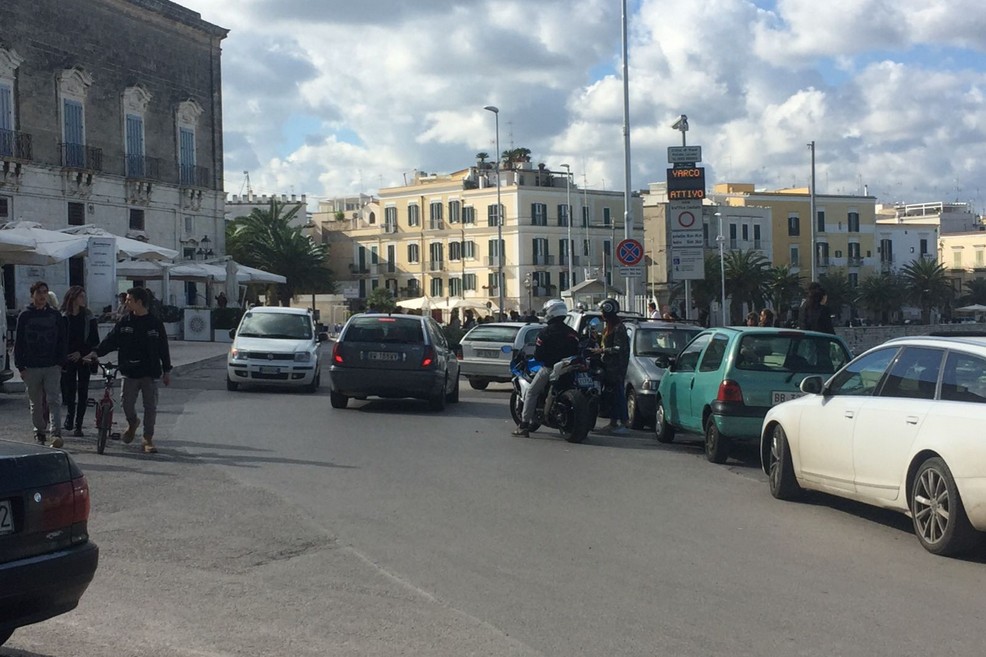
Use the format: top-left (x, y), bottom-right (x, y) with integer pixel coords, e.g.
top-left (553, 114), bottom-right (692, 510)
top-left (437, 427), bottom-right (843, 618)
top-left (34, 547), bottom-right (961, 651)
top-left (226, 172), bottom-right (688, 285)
top-left (67, 202), bottom-right (85, 226)
top-left (0, 196), bottom-right (9, 220)
top-left (125, 114), bottom-right (145, 177)
top-left (430, 278), bottom-right (443, 297)
top-left (531, 202), bottom-right (547, 226)
top-left (407, 243), bottom-right (419, 263)
top-left (463, 240), bottom-right (476, 259)
top-left (63, 99), bottom-right (85, 167)
top-left (448, 200), bottom-right (461, 224)
top-left (429, 202), bottom-right (443, 229)
top-left (558, 204), bottom-right (569, 227)
top-left (0, 83), bottom-right (12, 157)
top-left (178, 127), bottom-right (196, 185)
top-left (463, 205), bottom-right (475, 224)
top-left (408, 204), bottom-right (420, 227)
top-left (129, 208), bottom-right (145, 231)
top-left (464, 273), bottom-right (477, 291)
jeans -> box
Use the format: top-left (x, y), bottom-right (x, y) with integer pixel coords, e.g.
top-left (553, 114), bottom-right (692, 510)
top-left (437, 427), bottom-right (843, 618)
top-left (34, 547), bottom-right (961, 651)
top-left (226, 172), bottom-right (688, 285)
top-left (122, 377), bottom-right (159, 438)
top-left (22, 366), bottom-right (63, 436)
top-left (61, 362), bottom-right (93, 429)
top-left (521, 366), bottom-right (551, 427)
top-left (606, 375), bottom-right (629, 425)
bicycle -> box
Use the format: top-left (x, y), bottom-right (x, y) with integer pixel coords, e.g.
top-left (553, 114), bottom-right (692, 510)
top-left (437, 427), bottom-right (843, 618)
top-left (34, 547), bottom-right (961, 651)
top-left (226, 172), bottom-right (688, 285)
top-left (87, 361), bottom-right (121, 454)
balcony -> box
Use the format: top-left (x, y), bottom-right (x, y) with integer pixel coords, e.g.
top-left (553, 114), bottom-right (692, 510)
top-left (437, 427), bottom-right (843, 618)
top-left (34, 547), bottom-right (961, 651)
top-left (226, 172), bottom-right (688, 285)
top-left (847, 256), bottom-right (863, 267)
top-left (429, 220), bottom-right (444, 230)
top-left (124, 154), bottom-right (162, 180)
top-left (532, 286), bottom-right (551, 296)
top-left (0, 129), bottom-right (32, 161)
top-left (485, 256), bottom-right (501, 266)
top-left (429, 260), bottom-right (445, 272)
top-left (60, 142), bottom-right (103, 171)
top-left (816, 257), bottom-right (830, 268)
top-left (179, 163), bottom-right (210, 188)
top-left (533, 254), bottom-right (555, 266)
top-left (485, 286), bottom-right (499, 297)
top-left (383, 223), bottom-right (398, 234)
top-left (348, 263), bottom-right (370, 275)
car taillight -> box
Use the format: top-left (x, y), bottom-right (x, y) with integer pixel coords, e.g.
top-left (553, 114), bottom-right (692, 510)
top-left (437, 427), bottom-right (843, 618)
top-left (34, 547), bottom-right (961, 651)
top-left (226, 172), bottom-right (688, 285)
top-left (717, 379), bottom-right (744, 403)
top-left (41, 475), bottom-right (90, 542)
top-left (332, 342), bottom-right (344, 364)
top-left (421, 346), bottom-right (435, 368)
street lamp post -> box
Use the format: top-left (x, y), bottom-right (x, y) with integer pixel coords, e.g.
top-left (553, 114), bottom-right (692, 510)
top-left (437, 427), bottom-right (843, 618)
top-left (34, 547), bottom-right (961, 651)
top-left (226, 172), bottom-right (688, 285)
top-left (715, 211), bottom-right (727, 326)
top-left (484, 105), bottom-right (504, 318)
top-left (524, 272), bottom-right (532, 314)
top-left (560, 163), bottom-right (573, 294)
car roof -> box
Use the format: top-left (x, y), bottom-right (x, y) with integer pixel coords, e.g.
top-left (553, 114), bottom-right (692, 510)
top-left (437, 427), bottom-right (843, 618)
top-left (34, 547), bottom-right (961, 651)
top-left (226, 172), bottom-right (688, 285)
top-left (349, 313), bottom-right (428, 321)
top-left (244, 306), bottom-right (311, 316)
top-left (701, 326), bottom-right (843, 338)
top-left (882, 335), bottom-right (986, 351)
top-left (632, 320), bottom-right (702, 330)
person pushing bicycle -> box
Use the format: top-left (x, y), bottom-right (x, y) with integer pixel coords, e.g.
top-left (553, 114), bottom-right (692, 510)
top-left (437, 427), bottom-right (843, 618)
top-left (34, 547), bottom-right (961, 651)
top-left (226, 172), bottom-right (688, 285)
top-left (86, 287), bottom-right (171, 454)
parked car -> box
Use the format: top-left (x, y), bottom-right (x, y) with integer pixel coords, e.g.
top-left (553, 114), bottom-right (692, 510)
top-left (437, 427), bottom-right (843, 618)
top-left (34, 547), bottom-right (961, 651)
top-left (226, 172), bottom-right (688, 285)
top-left (564, 308), bottom-right (645, 340)
top-left (624, 321), bottom-right (703, 428)
top-left (762, 335), bottom-right (986, 556)
top-left (227, 306), bottom-right (327, 392)
top-left (458, 321), bottom-right (543, 389)
top-left (329, 313), bottom-right (460, 410)
top-left (654, 327), bottom-right (851, 463)
top-left (0, 440), bottom-right (99, 647)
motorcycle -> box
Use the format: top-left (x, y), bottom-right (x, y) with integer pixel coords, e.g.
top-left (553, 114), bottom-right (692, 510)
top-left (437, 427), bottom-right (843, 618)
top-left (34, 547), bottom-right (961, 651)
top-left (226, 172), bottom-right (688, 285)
top-left (509, 342), bottom-right (602, 443)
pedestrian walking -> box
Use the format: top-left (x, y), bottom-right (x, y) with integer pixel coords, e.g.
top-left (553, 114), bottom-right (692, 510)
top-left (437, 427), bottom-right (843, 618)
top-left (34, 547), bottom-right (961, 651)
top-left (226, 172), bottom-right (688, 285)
top-left (60, 286), bottom-right (100, 437)
top-left (87, 287), bottom-right (172, 454)
top-left (14, 281), bottom-right (67, 447)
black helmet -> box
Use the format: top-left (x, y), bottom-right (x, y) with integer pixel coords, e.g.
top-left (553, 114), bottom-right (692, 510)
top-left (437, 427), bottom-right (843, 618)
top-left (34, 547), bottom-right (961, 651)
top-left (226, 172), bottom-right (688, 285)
top-left (599, 298), bottom-right (620, 318)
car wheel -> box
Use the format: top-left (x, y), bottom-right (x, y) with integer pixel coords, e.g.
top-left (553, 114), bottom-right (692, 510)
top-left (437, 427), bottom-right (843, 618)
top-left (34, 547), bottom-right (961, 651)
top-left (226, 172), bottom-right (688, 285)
top-left (910, 457), bottom-right (980, 556)
top-left (627, 387), bottom-right (645, 430)
top-left (447, 373), bottom-right (460, 403)
top-left (767, 424), bottom-right (803, 500)
top-left (468, 378), bottom-right (489, 390)
top-left (704, 416), bottom-right (730, 464)
top-left (429, 378), bottom-right (448, 411)
top-left (330, 390), bottom-right (348, 409)
top-left (226, 376), bottom-right (239, 391)
top-left (654, 400), bottom-right (675, 444)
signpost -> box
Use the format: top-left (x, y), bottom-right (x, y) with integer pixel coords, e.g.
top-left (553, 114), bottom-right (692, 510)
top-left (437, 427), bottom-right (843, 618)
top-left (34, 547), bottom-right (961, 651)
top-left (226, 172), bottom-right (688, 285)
top-left (616, 238), bottom-right (644, 280)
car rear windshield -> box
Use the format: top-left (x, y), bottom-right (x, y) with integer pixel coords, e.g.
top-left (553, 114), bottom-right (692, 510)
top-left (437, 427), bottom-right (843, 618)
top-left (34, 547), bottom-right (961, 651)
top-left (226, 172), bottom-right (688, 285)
top-left (735, 334), bottom-right (850, 373)
top-left (635, 327), bottom-right (701, 356)
top-left (345, 317), bottom-right (424, 343)
top-left (462, 325), bottom-right (521, 343)
top-left (238, 312), bottom-right (312, 339)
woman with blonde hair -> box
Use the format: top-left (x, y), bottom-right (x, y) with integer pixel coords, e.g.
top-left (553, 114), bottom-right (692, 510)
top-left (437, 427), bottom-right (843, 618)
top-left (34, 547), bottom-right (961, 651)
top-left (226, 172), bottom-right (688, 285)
top-left (60, 286), bottom-right (100, 436)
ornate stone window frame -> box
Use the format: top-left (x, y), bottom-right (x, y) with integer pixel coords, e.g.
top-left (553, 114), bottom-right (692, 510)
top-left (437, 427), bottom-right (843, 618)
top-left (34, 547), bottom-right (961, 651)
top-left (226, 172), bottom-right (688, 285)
top-left (176, 98), bottom-right (203, 165)
top-left (58, 67), bottom-right (93, 147)
top-left (0, 48), bottom-right (24, 131)
top-left (122, 85), bottom-right (152, 155)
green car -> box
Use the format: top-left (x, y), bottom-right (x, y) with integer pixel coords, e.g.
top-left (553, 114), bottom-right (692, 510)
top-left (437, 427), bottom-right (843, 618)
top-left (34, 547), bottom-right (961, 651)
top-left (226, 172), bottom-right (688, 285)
top-left (654, 327), bottom-right (852, 463)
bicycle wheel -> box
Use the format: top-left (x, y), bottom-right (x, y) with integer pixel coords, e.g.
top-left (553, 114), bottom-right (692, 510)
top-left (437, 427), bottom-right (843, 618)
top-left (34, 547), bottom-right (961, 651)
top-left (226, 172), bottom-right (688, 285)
top-left (97, 427), bottom-right (109, 454)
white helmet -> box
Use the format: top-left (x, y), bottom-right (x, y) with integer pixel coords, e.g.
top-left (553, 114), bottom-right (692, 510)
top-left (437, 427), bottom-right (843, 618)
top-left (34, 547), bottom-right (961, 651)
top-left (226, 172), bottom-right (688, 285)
top-left (543, 299), bottom-right (568, 320)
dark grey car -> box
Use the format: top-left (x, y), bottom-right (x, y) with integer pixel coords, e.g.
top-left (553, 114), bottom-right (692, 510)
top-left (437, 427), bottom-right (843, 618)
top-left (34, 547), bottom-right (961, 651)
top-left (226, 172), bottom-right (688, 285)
top-left (624, 321), bottom-right (703, 429)
top-left (328, 313), bottom-right (460, 411)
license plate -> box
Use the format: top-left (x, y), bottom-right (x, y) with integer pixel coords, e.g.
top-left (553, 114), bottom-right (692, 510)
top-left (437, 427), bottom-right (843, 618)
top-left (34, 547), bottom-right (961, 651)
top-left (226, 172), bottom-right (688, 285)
top-left (475, 349), bottom-right (500, 359)
top-left (366, 351), bottom-right (399, 361)
top-left (0, 500), bottom-right (13, 535)
top-left (772, 390), bottom-right (804, 405)
top-left (575, 372), bottom-right (595, 388)
top-left (260, 366), bottom-right (281, 374)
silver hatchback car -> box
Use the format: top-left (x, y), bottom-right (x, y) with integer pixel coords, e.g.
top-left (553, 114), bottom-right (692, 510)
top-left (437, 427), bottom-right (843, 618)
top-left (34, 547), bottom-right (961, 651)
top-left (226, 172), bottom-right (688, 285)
top-left (458, 322), bottom-right (542, 389)
top-left (624, 321), bottom-right (703, 429)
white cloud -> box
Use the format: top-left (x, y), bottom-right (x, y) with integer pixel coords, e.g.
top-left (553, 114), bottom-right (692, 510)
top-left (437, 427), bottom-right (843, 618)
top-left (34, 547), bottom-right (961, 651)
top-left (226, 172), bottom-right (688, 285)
top-left (179, 0), bottom-right (986, 212)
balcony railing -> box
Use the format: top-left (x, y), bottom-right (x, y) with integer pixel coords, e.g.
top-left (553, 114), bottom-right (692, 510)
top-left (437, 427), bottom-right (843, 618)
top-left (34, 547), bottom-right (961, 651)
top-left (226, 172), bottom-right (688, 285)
top-left (816, 257), bottom-right (830, 267)
top-left (429, 220), bottom-right (444, 230)
top-left (429, 260), bottom-right (445, 272)
top-left (486, 286), bottom-right (499, 297)
top-left (533, 254), bottom-right (555, 266)
top-left (348, 263), bottom-right (370, 275)
top-left (847, 256), bottom-right (863, 267)
top-left (485, 256), bottom-right (501, 266)
top-left (179, 163), bottom-right (210, 188)
top-left (532, 286), bottom-right (551, 296)
top-left (0, 129), bottom-right (32, 160)
top-left (124, 154), bottom-right (162, 180)
top-left (383, 223), bottom-right (398, 233)
top-left (60, 142), bottom-right (103, 170)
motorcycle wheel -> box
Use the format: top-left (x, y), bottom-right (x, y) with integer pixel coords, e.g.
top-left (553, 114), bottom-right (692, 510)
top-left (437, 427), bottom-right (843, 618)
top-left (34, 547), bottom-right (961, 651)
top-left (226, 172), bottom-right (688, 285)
top-left (509, 390), bottom-right (540, 432)
top-left (557, 389), bottom-right (590, 444)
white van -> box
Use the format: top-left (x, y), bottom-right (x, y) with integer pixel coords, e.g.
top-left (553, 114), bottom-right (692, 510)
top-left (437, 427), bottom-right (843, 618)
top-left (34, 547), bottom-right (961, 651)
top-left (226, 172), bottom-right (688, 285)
top-left (226, 306), bottom-right (328, 392)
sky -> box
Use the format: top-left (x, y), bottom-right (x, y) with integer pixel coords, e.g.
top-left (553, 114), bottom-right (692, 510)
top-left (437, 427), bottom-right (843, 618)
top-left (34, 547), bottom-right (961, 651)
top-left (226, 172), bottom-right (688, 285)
top-left (179, 0), bottom-right (986, 212)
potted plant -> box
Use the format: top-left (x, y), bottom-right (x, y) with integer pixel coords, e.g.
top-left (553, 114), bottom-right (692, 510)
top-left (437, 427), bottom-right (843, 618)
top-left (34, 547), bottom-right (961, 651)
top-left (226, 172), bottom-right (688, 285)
top-left (160, 305), bottom-right (183, 339)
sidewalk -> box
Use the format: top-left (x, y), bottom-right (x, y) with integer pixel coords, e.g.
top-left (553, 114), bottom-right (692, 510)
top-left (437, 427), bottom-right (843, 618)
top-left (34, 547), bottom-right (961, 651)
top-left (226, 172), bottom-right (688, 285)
top-left (1, 340), bottom-right (230, 394)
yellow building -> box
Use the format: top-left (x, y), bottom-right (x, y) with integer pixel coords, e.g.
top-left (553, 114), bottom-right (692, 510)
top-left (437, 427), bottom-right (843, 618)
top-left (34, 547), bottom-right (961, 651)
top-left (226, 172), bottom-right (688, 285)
top-left (317, 163), bottom-right (641, 314)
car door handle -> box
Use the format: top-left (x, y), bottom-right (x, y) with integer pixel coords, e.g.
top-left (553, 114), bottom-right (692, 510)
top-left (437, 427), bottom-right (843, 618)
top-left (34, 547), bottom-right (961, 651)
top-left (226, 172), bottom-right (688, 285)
top-left (845, 411), bottom-right (854, 419)
top-left (905, 416), bottom-right (919, 425)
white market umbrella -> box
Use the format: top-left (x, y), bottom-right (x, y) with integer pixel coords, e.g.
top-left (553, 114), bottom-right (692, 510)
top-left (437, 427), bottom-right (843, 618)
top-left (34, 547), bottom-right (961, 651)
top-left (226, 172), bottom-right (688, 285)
top-left (236, 264), bottom-right (286, 284)
top-left (434, 297), bottom-right (498, 313)
top-left (0, 221), bottom-right (90, 265)
top-left (396, 296), bottom-right (433, 310)
top-left (60, 224), bottom-right (179, 261)
top-left (955, 304), bottom-right (986, 313)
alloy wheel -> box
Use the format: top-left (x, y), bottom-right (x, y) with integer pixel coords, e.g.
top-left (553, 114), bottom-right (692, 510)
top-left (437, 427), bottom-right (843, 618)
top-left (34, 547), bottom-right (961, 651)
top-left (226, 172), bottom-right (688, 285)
top-left (913, 467), bottom-right (951, 546)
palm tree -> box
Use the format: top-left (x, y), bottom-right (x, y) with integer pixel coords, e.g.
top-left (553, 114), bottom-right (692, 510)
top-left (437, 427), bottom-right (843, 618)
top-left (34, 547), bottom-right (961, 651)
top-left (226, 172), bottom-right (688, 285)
top-left (764, 265), bottom-right (802, 325)
top-left (723, 249), bottom-right (770, 324)
top-left (856, 273), bottom-right (907, 324)
top-left (475, 152), bottom-right (489, 169)
top-left (226, 200), bottom-right (334, 305)
top-left (900, 257), bottom-right (953, 323)
top-left (960, 278), bottom-right (986, 306)
top-left (818, 269), bottom-right (854, 322)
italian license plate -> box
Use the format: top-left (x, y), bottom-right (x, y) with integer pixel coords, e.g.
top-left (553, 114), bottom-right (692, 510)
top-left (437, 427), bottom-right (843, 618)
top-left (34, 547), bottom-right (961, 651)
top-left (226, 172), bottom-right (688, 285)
top-left (772, 390), bottom-right (804, 405)
top-left (366, 351), bottom-right (399, 361)
top-left (260, 366), bottom-right (280, 374)
top-left (575, 372), bottom-right (595, 388)
top-left (475, 349), bottom-right (500, 359)
top-left (0, 500), bottom-right (13, 535)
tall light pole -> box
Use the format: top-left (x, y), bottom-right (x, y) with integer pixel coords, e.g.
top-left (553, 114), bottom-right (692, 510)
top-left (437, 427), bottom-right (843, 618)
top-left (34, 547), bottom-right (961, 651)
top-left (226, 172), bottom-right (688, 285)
top-left (484, 105), bottom-right (504, 317)
top-left (808, 140), bottom-right (817, 283)
top-left (715, 211), bottom-right (727, 326)
top-left (560, 163), bottom-right (573, 293)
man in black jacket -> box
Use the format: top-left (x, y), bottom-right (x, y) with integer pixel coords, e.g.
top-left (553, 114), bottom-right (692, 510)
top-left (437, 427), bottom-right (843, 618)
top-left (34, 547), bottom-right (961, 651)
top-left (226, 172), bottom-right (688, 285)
top-left (513, 300), bottom-right (579, 437)
top-left (88, 287), bottom-right (172, 453)
top-left (14, 281), bottom-right (67, 447)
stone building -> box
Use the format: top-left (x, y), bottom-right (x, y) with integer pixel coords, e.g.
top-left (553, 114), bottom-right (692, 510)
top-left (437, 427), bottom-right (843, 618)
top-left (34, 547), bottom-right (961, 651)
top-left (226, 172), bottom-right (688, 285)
top-left (0, 0), bottom-right (226, 309)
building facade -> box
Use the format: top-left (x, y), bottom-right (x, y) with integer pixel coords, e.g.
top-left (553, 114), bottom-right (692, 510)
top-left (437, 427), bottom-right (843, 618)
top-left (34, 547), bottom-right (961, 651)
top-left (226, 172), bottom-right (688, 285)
top-left (0, 0), bottom-right (226, 308)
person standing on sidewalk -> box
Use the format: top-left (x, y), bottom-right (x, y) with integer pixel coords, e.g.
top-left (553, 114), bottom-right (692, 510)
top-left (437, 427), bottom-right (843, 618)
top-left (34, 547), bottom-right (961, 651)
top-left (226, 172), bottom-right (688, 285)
top-left (60, 286), bottom-right (100, 437)
top-left (87, 287), bottom-right (171, 454)
top-left (14, 281), bottom-right (67, 448)
top-left (598, 298), bottom-right (631, 434)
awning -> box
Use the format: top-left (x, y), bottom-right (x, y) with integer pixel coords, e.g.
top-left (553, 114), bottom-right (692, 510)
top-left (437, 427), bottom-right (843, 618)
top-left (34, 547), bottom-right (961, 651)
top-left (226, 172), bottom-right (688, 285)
top-left (0, 221), bottom-right (91, 265)
top-left (60, 224), bottom-right (179, 261)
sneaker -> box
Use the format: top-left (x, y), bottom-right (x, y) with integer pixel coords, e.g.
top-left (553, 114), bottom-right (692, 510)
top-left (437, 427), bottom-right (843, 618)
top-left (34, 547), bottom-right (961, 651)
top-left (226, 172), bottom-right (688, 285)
top-left (511, 425), bottom-right (530, 437)
top-left (611, 426), bottom-right (630, 435)
top-left (63, 418), bottom-right (73, 431)
top-left (34, 432), bottom-right (46, 445)
top-left (73, 427), bottom-right (84, 437)
top-left (49, 435), bottom-right (64, 449)
top-left (142, 438), bottom-right (158, 454)
top-left (122, 418), bottom-right (140, 444)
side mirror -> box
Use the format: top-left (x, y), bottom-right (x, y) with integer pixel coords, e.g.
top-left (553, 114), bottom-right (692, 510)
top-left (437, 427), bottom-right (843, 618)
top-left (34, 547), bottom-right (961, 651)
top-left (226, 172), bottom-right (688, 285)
top-left (317, 332), bottom-right (329, 343)
top-left (655, 354), bottom-right (675, 370)
top-left (799, 375), bottom-right (823, 395)
top-left (228, 328), bottom-right (236, 339)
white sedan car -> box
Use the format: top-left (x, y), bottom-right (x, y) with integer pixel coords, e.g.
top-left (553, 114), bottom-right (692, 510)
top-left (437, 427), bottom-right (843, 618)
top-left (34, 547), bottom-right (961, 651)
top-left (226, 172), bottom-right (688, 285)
top-left (760, 335), bottom-right (986, 556)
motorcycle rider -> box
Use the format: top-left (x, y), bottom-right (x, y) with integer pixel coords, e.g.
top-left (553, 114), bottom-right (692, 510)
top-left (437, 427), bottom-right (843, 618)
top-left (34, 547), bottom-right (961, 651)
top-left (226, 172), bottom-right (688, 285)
top-left (512, 299), bottom-right (579, 437)
top-left (597, 298), bottom-right (631, 434)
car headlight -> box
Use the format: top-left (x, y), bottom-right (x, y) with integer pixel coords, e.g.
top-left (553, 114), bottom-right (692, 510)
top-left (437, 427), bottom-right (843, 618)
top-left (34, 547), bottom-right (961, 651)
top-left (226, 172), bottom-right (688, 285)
top-left (230, 348), bottom-right (247, 361)
top-left (641, 379), bottom-right (660, 391)
top-left (294, 352), bottom-right (313, 362)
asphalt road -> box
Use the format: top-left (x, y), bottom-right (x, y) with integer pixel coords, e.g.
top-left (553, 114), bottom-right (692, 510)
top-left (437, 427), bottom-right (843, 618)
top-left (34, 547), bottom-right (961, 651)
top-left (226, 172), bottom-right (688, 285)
top-left (4, 356), bottom-right (986, 656)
